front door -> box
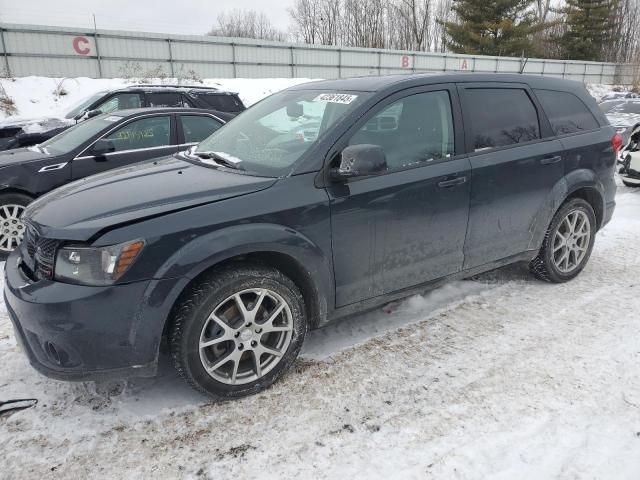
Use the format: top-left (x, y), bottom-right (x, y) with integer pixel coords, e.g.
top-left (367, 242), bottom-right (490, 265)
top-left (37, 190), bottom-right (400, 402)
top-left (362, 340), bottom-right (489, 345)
top-left (458, 84), bottom-right (565, 268)
top-left (72, 114), bottom-right (178, 179)
top-left (328, 86), bottom-right (470, 306)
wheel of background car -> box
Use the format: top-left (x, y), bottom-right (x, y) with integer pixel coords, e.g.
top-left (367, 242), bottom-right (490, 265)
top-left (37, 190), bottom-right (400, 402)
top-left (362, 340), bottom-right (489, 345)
top-left (622, 179), bottom-right (640, 188)
top-left (0, 192), bottom-right (33, 255)
top-left (168, 264), bottom-right (307, 400)
top-left (529, 198), bottom-right (596, 283)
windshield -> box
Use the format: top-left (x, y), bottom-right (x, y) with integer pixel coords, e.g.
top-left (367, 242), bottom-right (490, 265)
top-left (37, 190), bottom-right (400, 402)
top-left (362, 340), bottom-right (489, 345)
top-left (40, 115), bottom-right (122, 155)
top-left (64, 91), bottom-right (108, 119)
top-left (195, 89), bottom-right (370, 177)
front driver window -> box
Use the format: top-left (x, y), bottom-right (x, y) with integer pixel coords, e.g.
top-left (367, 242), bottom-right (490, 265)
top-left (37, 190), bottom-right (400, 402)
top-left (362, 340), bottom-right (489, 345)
top-left (95, 93), bottom-right (143, 113)
top-left (348, 90), bottom-right (455, 172)
top-left (99, 115), bottom-right (171, 152)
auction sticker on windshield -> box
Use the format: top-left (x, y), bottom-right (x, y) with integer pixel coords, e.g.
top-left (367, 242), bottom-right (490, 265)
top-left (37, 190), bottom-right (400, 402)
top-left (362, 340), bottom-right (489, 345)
top-left (313, 93), bottom-right (358, 104)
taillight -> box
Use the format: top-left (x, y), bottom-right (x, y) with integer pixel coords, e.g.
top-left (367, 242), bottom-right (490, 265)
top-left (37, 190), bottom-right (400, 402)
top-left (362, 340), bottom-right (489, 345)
top-left (612, 133), bottom-right (623, 154)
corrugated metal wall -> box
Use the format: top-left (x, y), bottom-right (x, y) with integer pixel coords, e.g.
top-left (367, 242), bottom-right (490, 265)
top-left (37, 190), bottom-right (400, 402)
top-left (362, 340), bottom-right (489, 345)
top-left (0, 23), bottom-right (636, 84)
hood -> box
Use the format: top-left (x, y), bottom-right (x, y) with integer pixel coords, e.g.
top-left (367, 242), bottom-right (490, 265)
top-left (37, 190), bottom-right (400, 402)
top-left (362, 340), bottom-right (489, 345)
top-left (25, 155), bottom-right (277, 240)
top-left (0, 116), bottom-right (72, 133)
top-left (0, 146), bottom-right (58, 167)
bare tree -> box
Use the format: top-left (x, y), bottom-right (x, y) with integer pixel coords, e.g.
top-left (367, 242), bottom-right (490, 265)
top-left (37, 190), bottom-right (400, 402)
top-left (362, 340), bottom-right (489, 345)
top-left (289, 0), bottom-right (321, 43)
top-left (395, 0), bottom-right (432, 51)
top-left (209, 9), bottom-right (287, 41)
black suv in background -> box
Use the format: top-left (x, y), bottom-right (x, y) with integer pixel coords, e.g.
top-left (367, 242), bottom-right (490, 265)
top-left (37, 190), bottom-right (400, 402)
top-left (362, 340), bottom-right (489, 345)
top-left (0, 84), bottom-right (245, 150)
top-left (5, 74), bottom-right (617, 400)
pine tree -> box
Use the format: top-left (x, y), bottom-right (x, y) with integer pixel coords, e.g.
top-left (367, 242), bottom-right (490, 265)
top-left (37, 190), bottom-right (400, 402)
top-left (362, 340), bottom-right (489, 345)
top-left (441, 0), bottom-right (547, 57)
top-left (559, 0), bottom-right (618, 61)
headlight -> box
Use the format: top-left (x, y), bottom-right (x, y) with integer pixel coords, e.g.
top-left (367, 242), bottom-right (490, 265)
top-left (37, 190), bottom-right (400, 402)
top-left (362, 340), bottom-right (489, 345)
top-left (54, 239), bottom-right (145, 286)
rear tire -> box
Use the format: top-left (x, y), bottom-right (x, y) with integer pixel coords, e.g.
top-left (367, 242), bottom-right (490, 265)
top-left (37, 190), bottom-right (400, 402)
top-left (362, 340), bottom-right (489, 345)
top-left (529, 198), bottom-right (596, 283)
top-left (168, 264), bottom-right (307, 400)
top-left (0, 192), bottom-right (32, 257)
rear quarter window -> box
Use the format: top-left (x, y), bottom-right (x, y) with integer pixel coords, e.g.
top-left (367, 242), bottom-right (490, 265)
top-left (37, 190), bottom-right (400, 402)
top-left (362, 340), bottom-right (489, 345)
top-left (534, 89), bottom-right (600, 135)
top-left (199, 94), bottom-right (244, 112)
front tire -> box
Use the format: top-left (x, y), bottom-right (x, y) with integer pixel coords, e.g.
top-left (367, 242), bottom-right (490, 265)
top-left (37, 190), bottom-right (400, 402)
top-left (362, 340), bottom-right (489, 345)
top-left (168, 264), bottom-right (307, 400)
top-left (0, 192), bottom-right (32, 256)
top-left (529, 198), bottom-right (596, 283)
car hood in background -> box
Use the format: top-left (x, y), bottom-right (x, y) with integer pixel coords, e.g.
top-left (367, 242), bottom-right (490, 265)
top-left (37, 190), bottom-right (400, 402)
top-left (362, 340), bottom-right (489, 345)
top-left (25, 155), bottom-right (277, 240)
top-left (0, 116), bottom-right (72, 133)
top-left (0, 147), bottom-right (59, 167)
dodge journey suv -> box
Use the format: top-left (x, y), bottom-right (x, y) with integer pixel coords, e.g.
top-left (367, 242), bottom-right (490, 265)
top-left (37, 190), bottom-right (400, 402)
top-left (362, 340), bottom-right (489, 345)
top-left (5, 74), bottom-right (617, 400)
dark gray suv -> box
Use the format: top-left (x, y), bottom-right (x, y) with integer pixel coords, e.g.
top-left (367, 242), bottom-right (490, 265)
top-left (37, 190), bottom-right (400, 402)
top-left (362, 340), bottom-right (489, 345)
top-left (4, 74), bottom-right (618, 400)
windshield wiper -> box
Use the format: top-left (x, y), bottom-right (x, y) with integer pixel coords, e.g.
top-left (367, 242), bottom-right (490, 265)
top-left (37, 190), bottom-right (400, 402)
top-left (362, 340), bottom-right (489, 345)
top-left (191, 150), bottom-right (245, 170)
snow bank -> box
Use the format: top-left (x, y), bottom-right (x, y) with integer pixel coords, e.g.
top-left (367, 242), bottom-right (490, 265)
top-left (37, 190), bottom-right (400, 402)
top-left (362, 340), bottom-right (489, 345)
top-left (0, 77), bottom-right (316, 121)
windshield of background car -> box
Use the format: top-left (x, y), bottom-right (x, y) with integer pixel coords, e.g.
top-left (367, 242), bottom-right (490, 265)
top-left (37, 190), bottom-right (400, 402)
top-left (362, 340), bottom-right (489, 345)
top-left (64, 91), bottom-right (109, 119)
top-left (39, 115), bottom-right (121, 155)
top-left (195, 89), bottom-right (370, 177)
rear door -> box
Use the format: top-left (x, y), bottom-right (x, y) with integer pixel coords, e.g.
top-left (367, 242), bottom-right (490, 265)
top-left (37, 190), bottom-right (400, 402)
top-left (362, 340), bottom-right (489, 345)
top-left (458, 83), bottom-right (565, 268)
top-left (72, 114), bottom-right (178, 179)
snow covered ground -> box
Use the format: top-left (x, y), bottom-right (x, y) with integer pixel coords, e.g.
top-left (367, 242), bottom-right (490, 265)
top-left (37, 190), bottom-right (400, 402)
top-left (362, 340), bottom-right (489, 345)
top-left (0, 182), bottom-right (640, 480)
top-left (0, 186), bottom-right (639, 479)
top-left (0, 77), bottom-right (315, 121)
top-left (0, 78), bottom-right (638, 478)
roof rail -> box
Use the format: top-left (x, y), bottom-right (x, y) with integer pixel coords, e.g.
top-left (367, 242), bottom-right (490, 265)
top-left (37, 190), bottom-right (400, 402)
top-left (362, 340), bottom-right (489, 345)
top-left (127, 84), bottom-right (220, 90)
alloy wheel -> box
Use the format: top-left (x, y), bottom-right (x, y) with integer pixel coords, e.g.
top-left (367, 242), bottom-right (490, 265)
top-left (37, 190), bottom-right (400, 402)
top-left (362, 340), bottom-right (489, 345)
top-left (198, 288), bottom-right (293, 385)
top-left (552, 209), bottom-right (591, 274)
top-left (0, 204), bottom-right (26, 252)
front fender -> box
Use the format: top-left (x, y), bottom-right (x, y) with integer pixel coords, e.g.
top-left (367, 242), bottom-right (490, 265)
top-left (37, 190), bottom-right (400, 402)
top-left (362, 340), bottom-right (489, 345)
top-left (158, 222), bottom-right (333, 291)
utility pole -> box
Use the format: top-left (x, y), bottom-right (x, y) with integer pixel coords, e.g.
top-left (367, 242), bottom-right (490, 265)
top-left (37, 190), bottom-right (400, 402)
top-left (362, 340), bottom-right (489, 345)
top-left (93, 14), bottom-right (103, 78)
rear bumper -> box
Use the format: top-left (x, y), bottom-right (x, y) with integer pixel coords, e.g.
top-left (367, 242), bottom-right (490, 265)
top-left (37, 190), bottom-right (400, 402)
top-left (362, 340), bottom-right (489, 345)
top-left (4, 252), bottom-right (182, 381)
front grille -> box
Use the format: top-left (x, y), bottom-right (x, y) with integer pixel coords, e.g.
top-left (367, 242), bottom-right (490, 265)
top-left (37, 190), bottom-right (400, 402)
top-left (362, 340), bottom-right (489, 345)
top-left (22, 222), bottom-right (58, 280)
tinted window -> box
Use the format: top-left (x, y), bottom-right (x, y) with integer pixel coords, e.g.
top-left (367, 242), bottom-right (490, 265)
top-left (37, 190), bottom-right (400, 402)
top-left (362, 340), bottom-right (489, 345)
top-left (181, 115), bottom-right (223, 143)
top-left (100, 115), bottom-right (171, 152)
top-left (199, 94), bottom-right (243, 112)
top-left (95, 93), bottom-right (142, 113)
top-left (349, 90), bottom-right (455, 171)
top-left (535, 89), bottom-right (599, 135)
top-left (466, 89), bottom-right (540, 151)
top-left (146, 93), bottom-right (185, 108)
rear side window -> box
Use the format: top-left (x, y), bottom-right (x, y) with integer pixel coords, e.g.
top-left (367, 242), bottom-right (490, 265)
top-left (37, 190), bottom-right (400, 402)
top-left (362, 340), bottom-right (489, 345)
top-left (534, 89), bottom-right (599, 135)
top-left (146, 93), bottom-right (185, 108)
top-left (180, 115), bottom-right (223, 143)
top-left (199, 94), bottom-right (244, 112)
top-left (465, 88), bottom-right (540, 151)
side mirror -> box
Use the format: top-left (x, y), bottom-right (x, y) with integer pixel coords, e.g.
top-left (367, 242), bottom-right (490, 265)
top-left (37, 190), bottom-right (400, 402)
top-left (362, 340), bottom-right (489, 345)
top-left (91, 138), bottom-right (115, 156)
top-left (330, 144), bottom-right (387, 181)
top-left (286, 102), bottom-right (304, 118)
top-left (86, 109), bottom-right (102, 119)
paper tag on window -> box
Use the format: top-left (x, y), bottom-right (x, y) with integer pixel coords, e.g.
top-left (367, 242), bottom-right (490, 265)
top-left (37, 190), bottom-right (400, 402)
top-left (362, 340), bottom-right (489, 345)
top-left (104, 116), bottom-right (123, 122)
top-left (313, 93), bottom-right (358, 104)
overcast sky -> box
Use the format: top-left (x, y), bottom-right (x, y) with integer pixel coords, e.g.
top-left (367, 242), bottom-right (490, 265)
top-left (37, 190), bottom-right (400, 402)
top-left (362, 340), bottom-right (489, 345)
top-left (0, 0), bottom-right (293, 34)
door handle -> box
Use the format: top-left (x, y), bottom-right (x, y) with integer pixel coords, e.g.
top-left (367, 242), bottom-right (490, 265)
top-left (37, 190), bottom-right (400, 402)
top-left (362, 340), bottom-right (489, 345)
top-left (541, 155), bottom-right (562, 165)
top-left (437, 176), bottom-right (467, 188)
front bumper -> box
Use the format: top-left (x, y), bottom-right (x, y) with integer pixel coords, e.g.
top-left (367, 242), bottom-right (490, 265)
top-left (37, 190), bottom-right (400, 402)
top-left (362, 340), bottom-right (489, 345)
top-left (3, 251), bottom-right (181, 381)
